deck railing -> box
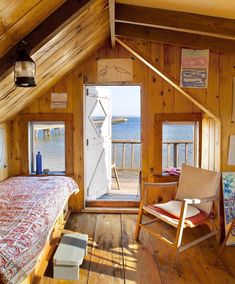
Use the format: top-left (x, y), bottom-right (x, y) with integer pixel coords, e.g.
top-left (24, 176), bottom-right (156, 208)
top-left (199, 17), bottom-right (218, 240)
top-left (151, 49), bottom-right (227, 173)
top-left (163, 140), bottom-right (194, 168)
top-left (112, 139), bottom-right (194, 170)
top-left (112, 139), bottom-right (141, 170)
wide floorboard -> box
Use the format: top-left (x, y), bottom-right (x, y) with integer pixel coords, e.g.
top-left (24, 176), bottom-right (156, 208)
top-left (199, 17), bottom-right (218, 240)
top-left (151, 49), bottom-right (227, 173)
top-left (42, 213), bottom-right (235, 284)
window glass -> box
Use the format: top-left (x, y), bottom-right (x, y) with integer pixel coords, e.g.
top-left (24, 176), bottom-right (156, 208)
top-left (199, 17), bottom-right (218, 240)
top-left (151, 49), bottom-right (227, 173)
top-left (162, 122), bottom-right (196, 170)
top-left (90, 100), bottom-right (107, 134)
top-left (29, 122), bottom-right (65, 173)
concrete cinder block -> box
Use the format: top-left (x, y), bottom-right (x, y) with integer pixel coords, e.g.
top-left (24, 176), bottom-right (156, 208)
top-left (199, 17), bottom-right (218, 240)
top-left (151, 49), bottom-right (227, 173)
top-left (53, 233), bottom-right (88, 280)
top-left (54, 265), bottom-right (80, 280)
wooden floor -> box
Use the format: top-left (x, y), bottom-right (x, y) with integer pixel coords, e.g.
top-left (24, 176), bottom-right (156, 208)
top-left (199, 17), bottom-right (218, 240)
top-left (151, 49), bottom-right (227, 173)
top-left (41, 213), bottom-right (235, 284)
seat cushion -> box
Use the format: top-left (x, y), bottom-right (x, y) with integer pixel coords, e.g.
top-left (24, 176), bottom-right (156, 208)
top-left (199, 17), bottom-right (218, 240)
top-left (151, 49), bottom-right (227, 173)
top-left (145, 205), bottom-right (209, 228)
top-left (154, 200), bottom-right (200, 218)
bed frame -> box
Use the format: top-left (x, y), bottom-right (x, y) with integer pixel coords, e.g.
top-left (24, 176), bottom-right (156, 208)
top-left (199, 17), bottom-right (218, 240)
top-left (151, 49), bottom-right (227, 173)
top-left (21, 203), bottom-right (71, 284)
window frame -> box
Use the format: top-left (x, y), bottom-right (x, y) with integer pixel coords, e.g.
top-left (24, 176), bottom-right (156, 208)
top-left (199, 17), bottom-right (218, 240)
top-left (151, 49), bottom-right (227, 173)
top-left (154, 113), bottom-right (202, 177)
top-left (28, 121), bottom-right (66, 174)
top-left (21, 113), bottom-right (73, 176)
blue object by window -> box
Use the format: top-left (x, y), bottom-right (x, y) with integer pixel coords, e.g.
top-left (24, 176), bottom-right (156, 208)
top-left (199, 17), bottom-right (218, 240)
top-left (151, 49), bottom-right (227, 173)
top-left (36, 151), bottom-right (42, 174)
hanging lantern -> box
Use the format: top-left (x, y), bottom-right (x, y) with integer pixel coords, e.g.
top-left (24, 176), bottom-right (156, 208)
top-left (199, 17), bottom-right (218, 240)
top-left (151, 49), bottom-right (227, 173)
top-left (14, 42), bottom-right (36, 87)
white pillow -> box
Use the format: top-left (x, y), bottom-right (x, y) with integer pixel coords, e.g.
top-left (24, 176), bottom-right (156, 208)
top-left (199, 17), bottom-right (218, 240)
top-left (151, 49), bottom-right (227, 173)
top-left (154, 200), bottom-right (200, 218)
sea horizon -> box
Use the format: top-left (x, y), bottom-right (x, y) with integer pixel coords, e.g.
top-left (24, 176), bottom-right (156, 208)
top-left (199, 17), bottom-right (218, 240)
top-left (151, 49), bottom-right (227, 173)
top-left (33, 116), bottom-right (194, 172)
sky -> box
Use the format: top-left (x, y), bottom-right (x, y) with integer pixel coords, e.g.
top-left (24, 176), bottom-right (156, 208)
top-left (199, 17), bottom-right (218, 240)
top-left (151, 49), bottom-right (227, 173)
top-left (96, 86), bottom-right (141, 116)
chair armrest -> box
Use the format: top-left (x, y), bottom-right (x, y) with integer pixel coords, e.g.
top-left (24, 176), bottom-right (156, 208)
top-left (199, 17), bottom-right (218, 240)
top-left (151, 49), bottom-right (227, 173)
top-left (144, 182), bottom-right (178, 188)
top-left (183, 195), bottom-right (217, 205)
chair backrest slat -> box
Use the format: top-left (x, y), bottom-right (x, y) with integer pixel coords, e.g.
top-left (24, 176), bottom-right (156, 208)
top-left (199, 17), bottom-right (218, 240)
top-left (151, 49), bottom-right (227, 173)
top-left (176, 164), bottom-right (220, 214)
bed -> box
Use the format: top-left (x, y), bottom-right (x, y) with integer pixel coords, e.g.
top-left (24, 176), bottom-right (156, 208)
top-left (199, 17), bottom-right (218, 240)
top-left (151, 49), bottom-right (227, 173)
top-left (0, 176), bottom-right (79, 284)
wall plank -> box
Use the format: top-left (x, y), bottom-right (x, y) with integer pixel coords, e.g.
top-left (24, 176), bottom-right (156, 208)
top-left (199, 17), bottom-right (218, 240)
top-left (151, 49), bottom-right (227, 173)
top-left (0, 123), bottom-right (8, 181)
top-left (7, 38), bottom-right (235, 211)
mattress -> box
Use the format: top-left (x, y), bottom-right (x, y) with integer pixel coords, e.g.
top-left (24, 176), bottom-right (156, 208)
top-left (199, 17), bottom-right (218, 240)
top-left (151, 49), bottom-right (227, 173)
top-left (0, 176), bottom-right (79, 284)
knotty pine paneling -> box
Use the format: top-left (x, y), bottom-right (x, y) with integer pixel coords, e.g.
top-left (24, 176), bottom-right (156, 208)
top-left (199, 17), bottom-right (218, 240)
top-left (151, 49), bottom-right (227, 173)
top-left (0, 123), bottom-right (8, 181)
top-left (7, 39), bottom-right (235, 211)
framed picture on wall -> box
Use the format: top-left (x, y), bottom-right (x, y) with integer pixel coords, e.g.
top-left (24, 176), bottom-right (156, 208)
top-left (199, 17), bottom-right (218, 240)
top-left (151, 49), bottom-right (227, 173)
top-left (97, 58), bottom-right (133, 82)
top-left (222, 172), bottom-right (235, 245)
top-left (180, 48), bottom-right (209, 88)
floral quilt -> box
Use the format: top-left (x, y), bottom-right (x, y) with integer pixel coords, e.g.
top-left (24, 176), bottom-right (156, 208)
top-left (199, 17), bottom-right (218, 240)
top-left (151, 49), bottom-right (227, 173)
top-left (0, 176), bottom-right (79, 284)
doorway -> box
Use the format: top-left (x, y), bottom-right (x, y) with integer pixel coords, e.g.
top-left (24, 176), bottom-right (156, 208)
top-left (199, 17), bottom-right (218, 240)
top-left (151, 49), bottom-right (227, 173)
top-left (84, 85), bottom-right (141, 206)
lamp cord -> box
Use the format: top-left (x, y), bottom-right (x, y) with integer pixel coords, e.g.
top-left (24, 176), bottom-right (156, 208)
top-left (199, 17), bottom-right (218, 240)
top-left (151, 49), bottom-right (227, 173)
top-left (0, 87), bottom-right (16, 100)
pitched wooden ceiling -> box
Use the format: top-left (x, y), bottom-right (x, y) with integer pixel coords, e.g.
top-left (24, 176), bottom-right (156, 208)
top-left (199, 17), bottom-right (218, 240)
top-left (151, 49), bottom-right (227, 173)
top-left (0, 0), bottom-right (109, 123)
top-left (116, 0), bottom-right (235, 19)
top-left (1, 0), bottom-right (235, 123)
top-left (0, 0), bottom-right (66, 57)
top-left (114, 2), bottom-right (235, 54)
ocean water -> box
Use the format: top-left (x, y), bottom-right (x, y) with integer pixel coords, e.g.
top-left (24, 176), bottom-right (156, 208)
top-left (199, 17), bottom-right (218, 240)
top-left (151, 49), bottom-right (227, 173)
top-left (112, 116), bottom-right (141, 168)
top-left (112, 117), bottom-right (194, 169)
top-left (33, 127), bottom-right (65, 172)
top-left (162, 124), bottom-right (194, 169)
top-left (32, 116), bottom-right (194, 173)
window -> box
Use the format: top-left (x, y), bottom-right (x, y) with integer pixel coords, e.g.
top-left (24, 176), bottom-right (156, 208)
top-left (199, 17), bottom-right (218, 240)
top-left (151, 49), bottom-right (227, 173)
top-left (154, 113), bottom-right (201, 176)
top-left (29, 121), bottom-right (65, 174)
top-left (162, 121), bottom-right (199, 170)
top-left (89, 100), bottom-right (107, 135)
top-left (21, 113), bottom-right (73, 175)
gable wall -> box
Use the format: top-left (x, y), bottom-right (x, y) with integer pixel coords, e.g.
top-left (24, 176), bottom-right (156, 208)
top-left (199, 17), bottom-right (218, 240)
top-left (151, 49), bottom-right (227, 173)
top-left (7, 39), bottom-right (235, 211)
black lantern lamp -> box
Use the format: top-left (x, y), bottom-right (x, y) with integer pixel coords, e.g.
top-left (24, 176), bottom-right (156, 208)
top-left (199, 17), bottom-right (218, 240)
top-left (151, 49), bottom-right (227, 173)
top-left (14, 41), bottom-right (36, 87)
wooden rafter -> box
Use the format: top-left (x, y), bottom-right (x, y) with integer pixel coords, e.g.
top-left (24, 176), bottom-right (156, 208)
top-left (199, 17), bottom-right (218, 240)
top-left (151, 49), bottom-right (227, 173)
top-left (109, 0), bottom-right (115, 48)
top-left (0, 0), bottom-right (65, 57)
top-left (0, 0), bottom-right (109, 123)
top-left (115, 37), bottom-right (220, 121)
top-left (0, 0), bottom-right (90, 80)
top-left (115, 4), bottom-right (235, 41)
top-left (116, 22), bottom-right (235, 54)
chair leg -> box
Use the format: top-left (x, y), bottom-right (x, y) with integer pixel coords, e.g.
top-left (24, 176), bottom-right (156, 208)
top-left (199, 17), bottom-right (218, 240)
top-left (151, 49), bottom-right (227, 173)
top-left (216, 218), bottom-right (235, 262)
top-left (172, 232), bottom-right (183, 266)
top-left (172, 201), bottom-right (188, 266)
top-left (113, 166), bottom-right (120, 190)
top-left (135, 202), bottom-right (144, 241)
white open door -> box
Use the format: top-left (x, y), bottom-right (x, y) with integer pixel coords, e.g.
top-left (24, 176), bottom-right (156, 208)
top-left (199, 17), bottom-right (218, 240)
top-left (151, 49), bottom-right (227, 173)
top-left (85, 87), bottom-right (112, 200)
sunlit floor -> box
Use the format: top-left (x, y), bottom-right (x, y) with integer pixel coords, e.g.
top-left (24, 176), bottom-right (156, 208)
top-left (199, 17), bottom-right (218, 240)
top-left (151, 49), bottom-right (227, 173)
top-left (98, 169), bottom-right (140, 201)
top-left (42, 213), bottom-right (235, 284)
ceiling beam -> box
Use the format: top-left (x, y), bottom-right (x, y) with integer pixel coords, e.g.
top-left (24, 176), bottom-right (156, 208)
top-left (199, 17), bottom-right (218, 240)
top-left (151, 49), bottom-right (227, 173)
top-left (0, 0), bottom-right (90, 80)
top-left (115, 22), bottom-right (235, 54)
top-left (115, 37), bottom-right (220, 121)
top-left (109, 0), bottom-right (115, 48)
top-left (115, 3), bottom-right (235, 40)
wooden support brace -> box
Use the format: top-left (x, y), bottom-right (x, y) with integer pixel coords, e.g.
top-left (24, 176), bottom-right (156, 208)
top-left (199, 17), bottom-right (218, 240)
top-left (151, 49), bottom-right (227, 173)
top-left (109, 0), bottom-right (115, 48)
top-left (115, 37), bottom-right (220, 122)
top-left (178, 231), bottom-right (217, 253)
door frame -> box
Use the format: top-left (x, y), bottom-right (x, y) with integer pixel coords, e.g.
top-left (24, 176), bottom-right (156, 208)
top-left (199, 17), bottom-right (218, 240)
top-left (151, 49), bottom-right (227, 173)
top-left (83, 83), bottom-right (143, 208)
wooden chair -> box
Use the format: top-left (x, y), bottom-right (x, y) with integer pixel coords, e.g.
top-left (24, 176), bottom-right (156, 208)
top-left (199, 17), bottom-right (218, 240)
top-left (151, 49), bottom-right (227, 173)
top-left (135, 164), bottom-right (221, 266)
top-left (111, 163), bottom-right (120, 190)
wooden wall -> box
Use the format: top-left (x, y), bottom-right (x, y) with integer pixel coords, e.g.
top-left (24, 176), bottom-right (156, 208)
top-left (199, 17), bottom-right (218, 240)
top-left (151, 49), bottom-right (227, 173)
top-left (0, 123), bottom-right (8, 181)
top-left (7, 38), bottom-right (235, 211)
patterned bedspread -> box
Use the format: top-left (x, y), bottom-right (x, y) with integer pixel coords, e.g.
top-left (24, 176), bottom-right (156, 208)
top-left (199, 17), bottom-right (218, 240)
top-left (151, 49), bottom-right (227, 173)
top-left (0, 176), bottom-right (79, 284)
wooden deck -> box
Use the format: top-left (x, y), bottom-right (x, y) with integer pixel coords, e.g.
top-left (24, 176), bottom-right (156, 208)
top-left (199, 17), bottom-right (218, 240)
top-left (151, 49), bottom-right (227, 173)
top-left (97, 169), bottom-right (140, 201)
top-left (41, 213), bottom-right (235, 284)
